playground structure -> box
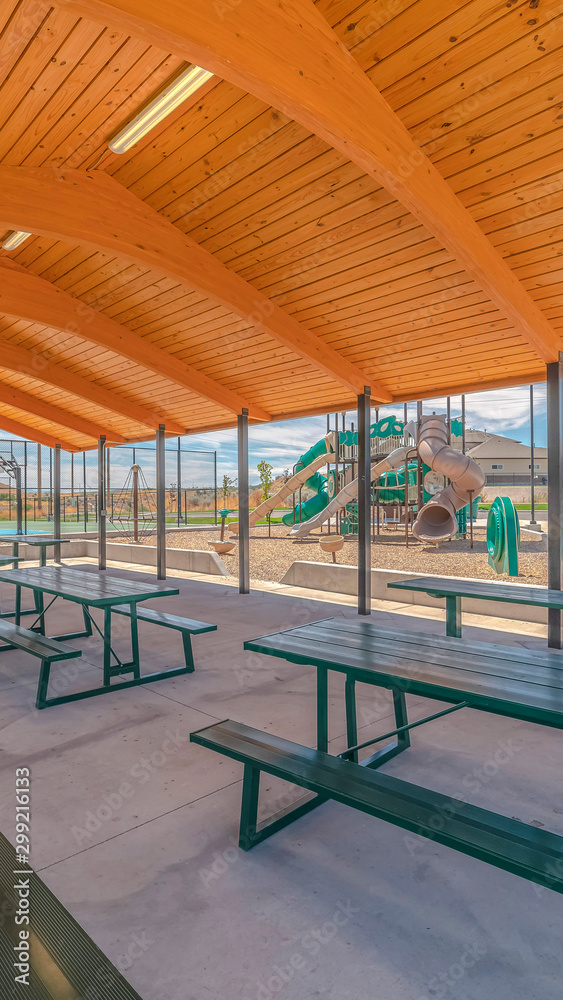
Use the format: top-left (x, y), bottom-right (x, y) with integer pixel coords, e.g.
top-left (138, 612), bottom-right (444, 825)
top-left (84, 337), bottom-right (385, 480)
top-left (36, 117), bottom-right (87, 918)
top-left (487, 496), bottom-right (520, 576)
top-left (229, 412), bottom-right (486, 548)
top-left (109, 464), bottom-right (157, 542)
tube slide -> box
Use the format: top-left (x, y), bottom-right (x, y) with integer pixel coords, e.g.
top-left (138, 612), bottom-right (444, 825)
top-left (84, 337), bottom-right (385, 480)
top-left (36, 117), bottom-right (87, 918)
top-left (412, 414), bottom-right (485, 542)
top-left (290, 447), bottom-right (409, 537)
top-left (228, 433), bottom-right (336, 534)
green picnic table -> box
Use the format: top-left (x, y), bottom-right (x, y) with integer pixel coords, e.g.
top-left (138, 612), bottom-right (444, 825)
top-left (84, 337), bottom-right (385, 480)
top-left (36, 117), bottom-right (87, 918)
top-left (192, 616), bottom-right (563, 894)
top-left (387, 575), bottom-right (563, 637)
top-left (0, 566), bottom-right (181, 707)
top-left (0, 534), bottom-right (70, 566)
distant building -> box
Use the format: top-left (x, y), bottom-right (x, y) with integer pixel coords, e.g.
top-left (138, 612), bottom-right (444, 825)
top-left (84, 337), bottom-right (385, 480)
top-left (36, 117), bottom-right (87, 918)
top-left (462, 431), bottom-right (547, 480)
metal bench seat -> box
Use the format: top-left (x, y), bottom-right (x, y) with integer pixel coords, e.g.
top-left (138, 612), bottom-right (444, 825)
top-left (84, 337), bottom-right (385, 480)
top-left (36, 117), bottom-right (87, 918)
top-left (191, 719), bottom-right (563, 893)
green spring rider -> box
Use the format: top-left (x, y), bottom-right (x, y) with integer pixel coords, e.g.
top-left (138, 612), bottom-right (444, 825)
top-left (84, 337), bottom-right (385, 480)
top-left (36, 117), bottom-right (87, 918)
top-left (487, 496), bottom-right (520, 576)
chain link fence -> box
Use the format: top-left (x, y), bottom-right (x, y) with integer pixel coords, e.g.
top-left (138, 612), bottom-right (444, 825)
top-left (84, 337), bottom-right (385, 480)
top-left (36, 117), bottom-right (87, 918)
top-left (0, 439), bottom-right (217, 535)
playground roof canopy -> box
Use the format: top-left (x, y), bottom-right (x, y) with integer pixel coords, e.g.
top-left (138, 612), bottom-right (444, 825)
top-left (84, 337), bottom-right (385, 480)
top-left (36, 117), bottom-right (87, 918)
top-left (0, 0), bottom-right (561, 450)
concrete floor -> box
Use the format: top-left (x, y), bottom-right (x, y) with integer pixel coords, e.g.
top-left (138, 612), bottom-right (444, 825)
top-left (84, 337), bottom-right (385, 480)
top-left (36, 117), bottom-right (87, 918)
top-left (0, 559), bottom-right (562, 999)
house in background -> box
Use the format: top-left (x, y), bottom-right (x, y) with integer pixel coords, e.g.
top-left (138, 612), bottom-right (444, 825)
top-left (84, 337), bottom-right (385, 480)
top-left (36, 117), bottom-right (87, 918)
top-left (462, 432), bottom-right (547, 483)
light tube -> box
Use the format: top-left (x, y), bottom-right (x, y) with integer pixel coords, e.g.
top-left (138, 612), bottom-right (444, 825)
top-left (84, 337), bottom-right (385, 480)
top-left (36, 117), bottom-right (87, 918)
top-left (109, 65), bottom-right (213, 154)
top-left (2, 231), bottom-right (31, 250)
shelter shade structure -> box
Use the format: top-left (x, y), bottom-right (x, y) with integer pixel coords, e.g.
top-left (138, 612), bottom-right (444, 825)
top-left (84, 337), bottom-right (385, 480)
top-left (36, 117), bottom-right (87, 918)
top-left (0, 0), bottom-right (563, 446)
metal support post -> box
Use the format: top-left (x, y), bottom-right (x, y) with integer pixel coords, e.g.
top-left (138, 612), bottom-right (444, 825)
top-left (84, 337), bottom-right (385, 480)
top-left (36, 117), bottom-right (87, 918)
top-left (156, 424), bottom-right (166, 580)
top-left (177, 437), bottom-right (181, 526)
top-left (416, 400), bottom-right (423, 514)
top-left (238, 409), bottom-right (250, 594)
top-left (530, 385), bottom-right (536, 524)
top-left (98, 436), bottom-right (106, 570)
top-left (547, 358), bottom-right (563, 647)
top-left (53, 445), bottom-right (61, 561)
top-left (358, 387), bottom-right (371, 615)
top-left (461, 394), bottom-right (466, 454)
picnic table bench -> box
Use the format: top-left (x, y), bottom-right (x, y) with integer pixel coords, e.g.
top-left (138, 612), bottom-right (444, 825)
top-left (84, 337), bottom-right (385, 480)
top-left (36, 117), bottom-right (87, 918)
top-left (0, 534), bottom-right (71, 566)
top-left (192, 617), bottom-right (563, 894)
top-left (0, 566), bottom-right (215, 708)
top-left (387, 575), bottom-right (563, 638)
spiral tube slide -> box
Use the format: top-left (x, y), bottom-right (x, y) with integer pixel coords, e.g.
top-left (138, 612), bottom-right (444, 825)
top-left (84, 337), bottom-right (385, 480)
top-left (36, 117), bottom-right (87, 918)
top-left (228, 433), bottom-right (337, 533)
top-left (412, 415), bottom-right (486, 543)
top-left (290, 447), bottom-right (409, 537)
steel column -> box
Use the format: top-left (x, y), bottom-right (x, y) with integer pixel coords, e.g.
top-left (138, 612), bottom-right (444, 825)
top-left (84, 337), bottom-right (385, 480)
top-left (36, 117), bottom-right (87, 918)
top-left (357, 387), bottom-right (371, 614)
top-left (53, 444), bottom-right (61, 561)
top-left (547, 358), bottom-right (563, 647)
top-left (461, 394), bottom-right (466, 454)
top-left (238, 409), bottom-right (250, 594)
top-left (177, 437), bottom-right (181, 526)
top-left (214, 451), bottom-right (218, 525)
top-left (37, 443), bottom-right (42, 514)
top-left (416, 400), bottom-right (423, 514)
top-left (530, 385), bottom-right (536, 524)
top-left (156, 424), bottom-right (166, 580)
top-left (98, 436), bottom-right (106, 570)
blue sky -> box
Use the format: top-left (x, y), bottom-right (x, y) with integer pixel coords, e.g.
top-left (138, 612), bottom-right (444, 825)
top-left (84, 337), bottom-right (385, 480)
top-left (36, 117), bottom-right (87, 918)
top-left (184, 383), bottom-right (547, 483)
top-left (0, 383), bottom-right (547, 489)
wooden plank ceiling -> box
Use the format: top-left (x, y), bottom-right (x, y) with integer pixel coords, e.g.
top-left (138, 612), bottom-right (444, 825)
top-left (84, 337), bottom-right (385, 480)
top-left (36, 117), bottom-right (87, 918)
top-left (0, 0), bottom-right (561, 450)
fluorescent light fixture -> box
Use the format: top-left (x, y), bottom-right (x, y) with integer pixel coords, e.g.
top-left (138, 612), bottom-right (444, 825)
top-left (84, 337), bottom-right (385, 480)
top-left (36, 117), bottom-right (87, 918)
top-left (2, 231), bottom-right (31, 251)
top-left (109, 64), bottom-right (214, 154)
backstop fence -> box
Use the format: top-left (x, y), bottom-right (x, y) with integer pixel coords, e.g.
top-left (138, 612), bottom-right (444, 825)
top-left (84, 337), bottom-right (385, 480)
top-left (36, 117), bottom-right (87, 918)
top-left (0, 439), bottom-right (218, 534)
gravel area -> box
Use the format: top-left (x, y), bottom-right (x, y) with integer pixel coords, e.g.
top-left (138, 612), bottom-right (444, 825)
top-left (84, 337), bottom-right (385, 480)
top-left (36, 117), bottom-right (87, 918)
top-left (117, 524), bottom-right (548, 586)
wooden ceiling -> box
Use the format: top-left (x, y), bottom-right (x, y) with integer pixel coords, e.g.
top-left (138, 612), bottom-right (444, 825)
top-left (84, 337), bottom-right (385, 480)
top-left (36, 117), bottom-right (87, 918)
top-left (0, 0), bottom-right (561, 450)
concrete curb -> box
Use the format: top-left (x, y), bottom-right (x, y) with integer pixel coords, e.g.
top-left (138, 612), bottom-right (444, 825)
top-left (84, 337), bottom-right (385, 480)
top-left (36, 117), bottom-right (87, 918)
top-left (0, 540), bottom-right (229, 577)
top-left (280, 561), bottom-right (549, 625)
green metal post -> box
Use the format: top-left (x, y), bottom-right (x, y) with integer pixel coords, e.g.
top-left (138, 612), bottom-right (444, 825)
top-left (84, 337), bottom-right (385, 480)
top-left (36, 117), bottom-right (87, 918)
top-left (446, 595), bottom-right (462, 637)
top-left (317, 666), bottom-right (328, 751)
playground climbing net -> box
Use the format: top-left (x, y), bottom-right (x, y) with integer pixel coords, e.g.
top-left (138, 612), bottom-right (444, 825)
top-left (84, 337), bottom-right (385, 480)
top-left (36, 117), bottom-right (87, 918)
top-left (109, 464), bottom-right (157, 542)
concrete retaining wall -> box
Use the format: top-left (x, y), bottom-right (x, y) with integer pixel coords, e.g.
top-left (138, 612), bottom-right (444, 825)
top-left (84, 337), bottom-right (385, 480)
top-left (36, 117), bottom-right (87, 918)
top-left (280, 561), bottom-right (548, 625)
top-left (0, 540), bottom-right (229, 576)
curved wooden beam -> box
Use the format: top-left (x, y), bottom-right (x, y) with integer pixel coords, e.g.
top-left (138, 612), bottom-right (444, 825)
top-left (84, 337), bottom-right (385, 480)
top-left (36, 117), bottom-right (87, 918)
top-left (0, 259), bottom-right (270, 422)
top-left (0, 379), bottom-right (125, 443)
top-left (0, 411), bottom-right (80, 452)
top-left (55, 0), bottom-right (561, 364)
top-left (0, 336), bottom-right (185, 435)
top-left (0, 165), bottom-right (391, 402)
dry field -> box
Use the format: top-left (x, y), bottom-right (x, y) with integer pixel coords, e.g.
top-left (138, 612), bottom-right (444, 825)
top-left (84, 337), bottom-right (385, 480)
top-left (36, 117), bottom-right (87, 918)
top-left (120, 523), bottom-right (548, 586)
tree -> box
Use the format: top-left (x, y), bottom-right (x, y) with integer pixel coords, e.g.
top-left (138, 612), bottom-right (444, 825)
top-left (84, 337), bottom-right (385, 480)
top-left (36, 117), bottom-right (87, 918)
top-left (221, 474), bottom-right (237, 505)
top-left (257, 460), bottom-right (274, 502)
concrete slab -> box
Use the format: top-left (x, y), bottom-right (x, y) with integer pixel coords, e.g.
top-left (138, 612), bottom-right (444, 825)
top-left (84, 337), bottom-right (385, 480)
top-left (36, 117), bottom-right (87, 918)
top-left (0, 565), bottom-right (561, 999)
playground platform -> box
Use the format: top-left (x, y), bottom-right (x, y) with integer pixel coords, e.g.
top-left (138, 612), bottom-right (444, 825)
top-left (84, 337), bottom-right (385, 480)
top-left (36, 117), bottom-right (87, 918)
top-left (1, 559), bottom-right (559, 1000)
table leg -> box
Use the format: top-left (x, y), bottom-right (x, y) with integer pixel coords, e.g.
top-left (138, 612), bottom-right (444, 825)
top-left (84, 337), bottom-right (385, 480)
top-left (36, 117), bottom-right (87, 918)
top-left (344, 676), bottom-right (358, 762)
top-left (103, 606), bottom-right (112, 686)
top-left (129, 603), bottom-right (140, 680)
top-left (14, 585), bottom-right (21, 626)
top-left (35, 590), bottom-right (45, 634)
top-left (446, 595), bottom-right (462, 637)
top-left (40, 545), bottom-right (47, 568)
top-left (393, 689), bottom-right (410, 750)
top-left (317, 666), bottom-right (328, 752)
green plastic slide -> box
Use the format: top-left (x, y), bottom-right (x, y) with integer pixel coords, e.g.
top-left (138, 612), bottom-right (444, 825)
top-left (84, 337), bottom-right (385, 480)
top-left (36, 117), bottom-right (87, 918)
top-left (282, 438), bottom-right (330, 526)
